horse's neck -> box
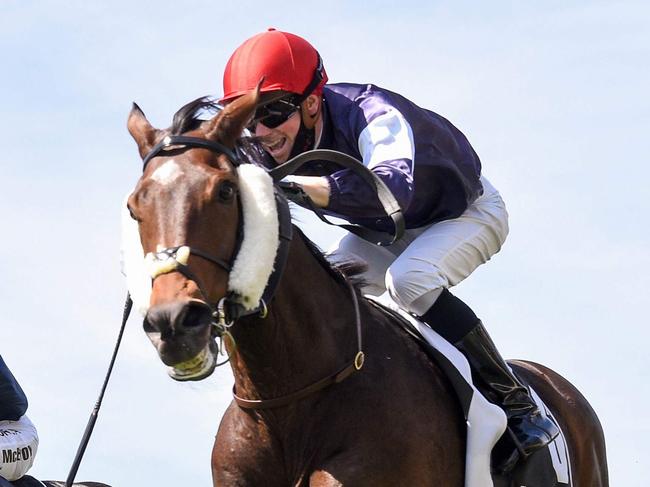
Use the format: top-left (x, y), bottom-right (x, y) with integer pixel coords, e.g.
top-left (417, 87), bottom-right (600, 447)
top-left (228, 233), bottom-right (357, 401)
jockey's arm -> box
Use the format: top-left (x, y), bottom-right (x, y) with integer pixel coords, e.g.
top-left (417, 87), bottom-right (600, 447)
top-left (0, 355), bottom-right (28, 421)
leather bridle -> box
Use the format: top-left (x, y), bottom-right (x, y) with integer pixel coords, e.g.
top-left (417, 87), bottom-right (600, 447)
top-left (142, 135), bottom-right (293, 326)
top-left (140, 134), bottom-right (364, 409)
top-left (68, 113), bottom-right (400, 486)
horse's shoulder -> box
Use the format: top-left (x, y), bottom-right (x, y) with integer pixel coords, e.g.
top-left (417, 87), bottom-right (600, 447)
top-left (212, 402), bottom-right (286, 481)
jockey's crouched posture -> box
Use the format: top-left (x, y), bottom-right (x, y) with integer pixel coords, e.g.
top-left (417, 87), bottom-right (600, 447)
top-left (0, 355), bottom-right (39, 485)
top-left (221, 29), bottom-right (559, 468)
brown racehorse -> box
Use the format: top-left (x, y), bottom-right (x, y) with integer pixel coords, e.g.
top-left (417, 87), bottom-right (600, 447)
top-left (126, 89), bottom-right (608, 486)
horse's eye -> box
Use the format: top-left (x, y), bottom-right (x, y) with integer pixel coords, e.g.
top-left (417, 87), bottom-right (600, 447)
top-left (217, 181), bottom-right (237, 203)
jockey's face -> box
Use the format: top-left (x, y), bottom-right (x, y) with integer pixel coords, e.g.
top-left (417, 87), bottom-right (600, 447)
top-left (251, 93), bottom-right (321, 164)
top-left (253, 104), bottom-right (302, 164)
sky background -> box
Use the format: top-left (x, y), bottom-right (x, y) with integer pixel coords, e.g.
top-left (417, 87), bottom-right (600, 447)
top-left (1, 1), bottom-right (648, 485)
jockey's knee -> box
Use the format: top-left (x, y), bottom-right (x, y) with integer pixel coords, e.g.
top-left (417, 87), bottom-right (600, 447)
top-left (385, 266), bottom-right (447, 316)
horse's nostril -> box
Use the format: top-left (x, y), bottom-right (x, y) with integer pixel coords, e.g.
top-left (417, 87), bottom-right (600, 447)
top-left (143, 318), bottom-right (156, 333)
top-left (144, 302), bottom-right (178, 338)
top-left (144, 301), bottom-right (212, 337)
top-left (179, 301), bottom-right (213, 330)
top-left (144, 306), bottom-right (169, 334)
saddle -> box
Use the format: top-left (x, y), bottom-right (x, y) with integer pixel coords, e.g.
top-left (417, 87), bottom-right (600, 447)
top-left (366, 297), bottom-right (572, 487)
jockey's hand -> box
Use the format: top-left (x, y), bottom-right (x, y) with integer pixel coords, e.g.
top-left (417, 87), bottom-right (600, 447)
top-left (279, 181), bottom-right (311, 206)
top-left (279, 176), bottom-right (330, 208)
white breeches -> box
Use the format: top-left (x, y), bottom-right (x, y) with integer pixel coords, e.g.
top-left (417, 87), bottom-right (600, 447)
top-left (0, 415), bottom-right (38, 481)
top-left (329, 176), bottom-right (509, 316)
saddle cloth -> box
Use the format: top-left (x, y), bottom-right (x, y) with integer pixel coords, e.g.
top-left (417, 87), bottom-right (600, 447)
top-left (366, 295), bottom-right (572, 487)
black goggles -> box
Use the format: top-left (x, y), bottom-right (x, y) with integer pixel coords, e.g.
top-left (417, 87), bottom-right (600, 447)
top-left (250, 96), bottom-right (301, 129)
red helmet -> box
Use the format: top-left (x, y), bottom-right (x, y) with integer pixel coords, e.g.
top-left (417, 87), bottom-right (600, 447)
top-left (221, 28), bottom-right (328, 103)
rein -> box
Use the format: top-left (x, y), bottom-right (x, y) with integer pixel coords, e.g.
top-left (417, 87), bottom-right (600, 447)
top-left (270, 149), bottom-right (405, 246)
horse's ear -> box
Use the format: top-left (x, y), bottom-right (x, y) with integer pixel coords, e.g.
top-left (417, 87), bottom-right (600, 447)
top-left (127, 103), bottom-right (162, 159)
top-left (206, 84), bottom-right (261, 148)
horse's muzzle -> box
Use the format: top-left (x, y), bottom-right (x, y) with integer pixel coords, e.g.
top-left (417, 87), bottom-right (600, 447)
top-left (144, 299), bottom-right (217, 380)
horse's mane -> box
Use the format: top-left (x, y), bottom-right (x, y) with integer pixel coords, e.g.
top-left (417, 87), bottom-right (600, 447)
top-left (294, 226), bottom-right (368, 289)
top-left (170, 97), bottom-right (367, 288)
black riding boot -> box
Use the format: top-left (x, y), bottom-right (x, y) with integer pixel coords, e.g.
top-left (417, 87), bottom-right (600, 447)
top-left (420, 289), bottom-right (560, 469)
top-left (454, 323), bottom-right (560, 462)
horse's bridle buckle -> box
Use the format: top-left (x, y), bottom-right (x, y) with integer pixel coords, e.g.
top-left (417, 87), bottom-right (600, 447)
top-left (212, 297), bottom-right (234, 332)
top-left (354, 351), bottom-right (365, 370)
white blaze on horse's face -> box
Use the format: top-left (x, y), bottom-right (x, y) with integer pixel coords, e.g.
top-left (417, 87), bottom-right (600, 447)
top-left (150, 159), bottom-right (183, 186)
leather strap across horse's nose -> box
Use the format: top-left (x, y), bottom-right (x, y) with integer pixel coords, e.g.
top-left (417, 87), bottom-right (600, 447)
top-left (145, 246), bottom-right (191, 279)
top-left (144, 244), bottom-right (234, 312)
top-left (145, 245), bottom-right (233, 280)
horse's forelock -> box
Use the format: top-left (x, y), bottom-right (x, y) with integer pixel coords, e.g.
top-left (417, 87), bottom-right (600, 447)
top-left (170, 96), bottom-right (222, 136)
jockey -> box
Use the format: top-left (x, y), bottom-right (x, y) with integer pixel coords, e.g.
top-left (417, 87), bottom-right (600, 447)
top-left (220, 28), bottom-right (559, 466)
top-left (0, 356), bottom-right (38, 484)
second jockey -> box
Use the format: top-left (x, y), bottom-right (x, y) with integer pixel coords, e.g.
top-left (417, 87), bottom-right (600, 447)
top-left (0, 355), bottom-right (39, 484)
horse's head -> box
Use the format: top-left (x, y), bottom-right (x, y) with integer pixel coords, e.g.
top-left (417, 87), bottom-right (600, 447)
top-left (125, 89), bottom-right (278, 381)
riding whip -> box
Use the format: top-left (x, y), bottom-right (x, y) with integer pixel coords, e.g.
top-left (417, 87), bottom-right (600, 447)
top-left (65, 293), bottom-right (132, 487)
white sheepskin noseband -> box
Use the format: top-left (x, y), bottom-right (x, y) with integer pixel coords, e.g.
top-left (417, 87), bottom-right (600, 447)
top-left (121, 164), bottom-right (280, 315)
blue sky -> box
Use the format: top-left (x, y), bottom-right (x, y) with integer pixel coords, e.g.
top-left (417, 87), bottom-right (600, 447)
top-left (1, 1), bottom-right (648, 485)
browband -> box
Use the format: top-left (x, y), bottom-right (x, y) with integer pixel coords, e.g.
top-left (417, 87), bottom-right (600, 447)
top-left (143, 135), bottom-right (239, 171)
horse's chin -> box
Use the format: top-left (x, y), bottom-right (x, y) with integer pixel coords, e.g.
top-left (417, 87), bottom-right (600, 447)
top-left (145, 325), bottom-right (217, 381)
top-left (167, 339), bottom-right (219, 382)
